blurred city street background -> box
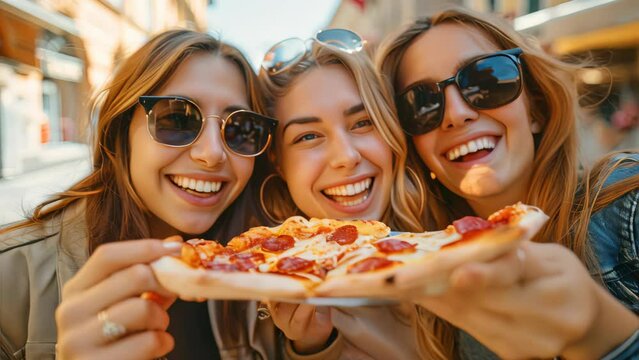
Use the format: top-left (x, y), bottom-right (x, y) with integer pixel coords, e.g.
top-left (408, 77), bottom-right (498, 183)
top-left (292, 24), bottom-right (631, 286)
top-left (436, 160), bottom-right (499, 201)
top-left (1, 0), bottom-right (638, 225)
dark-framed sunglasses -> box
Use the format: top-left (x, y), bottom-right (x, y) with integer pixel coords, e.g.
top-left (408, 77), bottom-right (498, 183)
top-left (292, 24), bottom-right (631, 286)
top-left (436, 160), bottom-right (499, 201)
top-left (261, 28), bottom-right (364, 76)
top-left (138, 96), bottom-right (278, 157)
top-left (396, 48), bottom-right (524, 136)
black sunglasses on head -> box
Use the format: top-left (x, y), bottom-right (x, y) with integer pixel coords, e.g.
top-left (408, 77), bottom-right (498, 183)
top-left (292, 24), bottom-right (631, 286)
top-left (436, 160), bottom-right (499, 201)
top-left (138, 96), bottom-right (278, 157)
top-left (396, 48), bottom-right (524, 136)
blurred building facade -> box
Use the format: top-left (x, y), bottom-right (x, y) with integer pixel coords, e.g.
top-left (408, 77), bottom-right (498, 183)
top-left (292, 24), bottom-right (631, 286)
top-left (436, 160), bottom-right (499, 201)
top-left (330, 0), bottom-right (639, 163)
top-left (0, 0), bottom-right (208, 177)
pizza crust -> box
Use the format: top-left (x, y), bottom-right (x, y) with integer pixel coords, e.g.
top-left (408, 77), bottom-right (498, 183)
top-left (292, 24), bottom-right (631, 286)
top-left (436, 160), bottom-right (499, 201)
top-left (151, 256), bottom-right (310, 300)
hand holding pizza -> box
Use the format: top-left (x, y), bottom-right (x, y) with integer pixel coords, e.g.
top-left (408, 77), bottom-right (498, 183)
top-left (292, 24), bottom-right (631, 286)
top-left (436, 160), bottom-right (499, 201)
top-left (55, 239), bottom-right (182, 360)
top-left (412, 241), bottom-right (639, 359)
top-left (266, 302), bottom-right (334, 354)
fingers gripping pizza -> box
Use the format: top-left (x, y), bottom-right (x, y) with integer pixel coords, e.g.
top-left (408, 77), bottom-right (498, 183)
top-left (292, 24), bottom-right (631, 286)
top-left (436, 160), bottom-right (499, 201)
top-left (151, 203), bottom-right (548, 301)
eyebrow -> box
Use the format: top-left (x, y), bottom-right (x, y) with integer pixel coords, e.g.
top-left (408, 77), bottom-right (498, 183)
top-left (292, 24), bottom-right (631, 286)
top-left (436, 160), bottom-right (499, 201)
top-left (281, 103), bottom-right (366, 135)
top-left (344, 103), bottom-right (365, 116)
top-left (282, 117), bottom-right (321, 135)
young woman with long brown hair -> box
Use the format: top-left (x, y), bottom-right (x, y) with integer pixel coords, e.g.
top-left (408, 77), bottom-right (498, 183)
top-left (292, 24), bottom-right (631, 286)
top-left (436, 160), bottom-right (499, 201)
top-left (0, 30), bottom-right (281, 359)
top-left (377, 7), bottom-right (639, 359)
top-left (256, 29), bottom-right (424, 358)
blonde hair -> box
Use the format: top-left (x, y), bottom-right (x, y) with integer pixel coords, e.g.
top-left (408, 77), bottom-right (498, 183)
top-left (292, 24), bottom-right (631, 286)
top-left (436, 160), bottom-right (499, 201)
top-left (376, 6), bottom-right (639, 359)
top-left (258, 41), bottom-right (424, 232)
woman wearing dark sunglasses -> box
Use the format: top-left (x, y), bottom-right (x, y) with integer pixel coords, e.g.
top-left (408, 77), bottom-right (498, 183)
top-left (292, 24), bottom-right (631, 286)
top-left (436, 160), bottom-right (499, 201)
top-left (255, 29), bottom-right (424, 358)
top-left (0, 30), bottom-right (281, 359)
top-left (377, 7), bottom-right (639, 360)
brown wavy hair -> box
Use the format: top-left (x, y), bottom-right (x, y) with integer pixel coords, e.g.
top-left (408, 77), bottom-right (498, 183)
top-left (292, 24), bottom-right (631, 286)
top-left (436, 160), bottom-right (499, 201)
top-left (376, 6), bottom-right (639, 359)
top-left (257, 40), bottom-right (425, 232)
top-left (2, 29), bottom-right (265, 250)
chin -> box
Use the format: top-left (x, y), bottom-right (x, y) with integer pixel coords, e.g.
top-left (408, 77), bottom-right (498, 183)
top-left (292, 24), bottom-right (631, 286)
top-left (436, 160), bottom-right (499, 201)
top-left (456, 177), bottom-right (503, 198)
top-left (175, 218), bottom-right (217, 236)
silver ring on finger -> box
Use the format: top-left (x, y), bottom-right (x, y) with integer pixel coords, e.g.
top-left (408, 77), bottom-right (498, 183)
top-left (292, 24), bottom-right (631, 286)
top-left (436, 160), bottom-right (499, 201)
top-left (98, 310), bottom-right (127, 341)
top-left (257, 306), bottom-right (271, 320)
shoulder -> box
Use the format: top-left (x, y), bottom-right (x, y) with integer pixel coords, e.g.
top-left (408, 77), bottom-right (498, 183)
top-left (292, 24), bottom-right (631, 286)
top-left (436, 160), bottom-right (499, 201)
top-left (0, 200), bottom-right (88, 255)
top-left (601, 152), bottom-right (639, 188)
top-left (587, 151), bottom-right (639, 248)
top-left (591, 152), bottom-right (639, 235)
top-left (0, 216), bottom-right (61, 255)
top-left (588, 152), bottom-right (639, 313)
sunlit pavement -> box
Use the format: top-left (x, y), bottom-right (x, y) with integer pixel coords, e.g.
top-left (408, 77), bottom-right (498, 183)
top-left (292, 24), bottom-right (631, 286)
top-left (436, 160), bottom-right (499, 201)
top-left (0, 158), bottom-right (91, 225)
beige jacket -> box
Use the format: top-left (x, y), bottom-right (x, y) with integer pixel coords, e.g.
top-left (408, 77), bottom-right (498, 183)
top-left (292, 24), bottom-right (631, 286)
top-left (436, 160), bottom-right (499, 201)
top-left (0, 203), bottom-right (419, 360)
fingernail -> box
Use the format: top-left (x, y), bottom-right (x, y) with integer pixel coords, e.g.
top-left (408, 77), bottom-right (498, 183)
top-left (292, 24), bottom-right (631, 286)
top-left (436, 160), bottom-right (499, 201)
top-left (162, 242), bottom-right (183, 251)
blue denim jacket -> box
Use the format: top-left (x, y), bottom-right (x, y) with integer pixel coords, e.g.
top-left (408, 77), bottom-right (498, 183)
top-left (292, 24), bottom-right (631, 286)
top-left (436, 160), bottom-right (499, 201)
top-left (459, 153), bottom-right (639, 360)
top-left (589, 153), bottom-right (639, 313)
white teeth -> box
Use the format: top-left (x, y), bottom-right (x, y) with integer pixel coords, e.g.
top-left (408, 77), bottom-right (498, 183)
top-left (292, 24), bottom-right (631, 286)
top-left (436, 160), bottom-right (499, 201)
top-left (468, 141), bottom-right (477, 152)
top-left (446, 136), bottom-right (496, 161)
top-left (170, 175), bottom-right (222, 193)
top-left (340, 194), bottom-right (368, 207)
top-left (323, 178), bottom-right (372, 196)
top-left (460, 144), bottom-right (469, 156)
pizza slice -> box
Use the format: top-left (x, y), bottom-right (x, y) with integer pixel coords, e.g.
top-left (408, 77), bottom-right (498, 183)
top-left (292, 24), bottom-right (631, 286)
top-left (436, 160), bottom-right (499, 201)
top-left (151, 203), bottom-right (548, 301)
top-left (313, 203), bottom-right (548, 297)
top-left (151, 216), bottom-right (391, 300)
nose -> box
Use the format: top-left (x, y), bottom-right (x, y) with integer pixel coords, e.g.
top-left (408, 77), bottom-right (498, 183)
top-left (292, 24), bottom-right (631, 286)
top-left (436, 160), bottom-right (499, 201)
top-left (440, 84), bottom-right (479, 130)
top-left (189, 116), bottom-right (228, 168)
top-left (328, 132), bottom-right (362, 169)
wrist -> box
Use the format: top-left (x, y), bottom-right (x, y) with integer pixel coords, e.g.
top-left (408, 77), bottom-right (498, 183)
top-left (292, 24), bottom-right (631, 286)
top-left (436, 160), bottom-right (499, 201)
top-left (292, 328), bottom-right (338, 355)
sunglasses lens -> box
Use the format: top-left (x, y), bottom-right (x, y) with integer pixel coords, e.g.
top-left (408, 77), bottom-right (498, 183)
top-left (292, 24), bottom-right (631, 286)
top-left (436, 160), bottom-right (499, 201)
top-left (397, 84), bottom-right (443, 135)
top-left (315, 29), bottom-right (363, 52)
top-left (148, 99), bottom-right (202, 146)
top-left (224, 111), bottom-right (273, 156)
top-left (458, 55), bottom-right (521, 109)
top-left (262, 38), bottom-right (306, 75)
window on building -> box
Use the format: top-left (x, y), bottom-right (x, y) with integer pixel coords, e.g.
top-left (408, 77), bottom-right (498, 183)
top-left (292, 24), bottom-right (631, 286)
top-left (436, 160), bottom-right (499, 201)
top-left (529, 0), bottom-right (541, 12)
top-left (42, 80), bottom-right (62, 143)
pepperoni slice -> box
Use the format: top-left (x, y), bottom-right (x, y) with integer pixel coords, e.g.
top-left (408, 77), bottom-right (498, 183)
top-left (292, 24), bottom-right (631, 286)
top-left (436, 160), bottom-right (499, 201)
top-left (230, 252), bottom-right (265, 271)
top-left (234, 258), bottom-right (259, 271)
top-left (261, 235), bottom-right (295, 252)
top-left (204, 262), bottom-right (239, 272)
top-left (374, 239), bottom-right (417, 254)
top-left (327, 225), bottom-right (358, 245)
top-left (276, 257), bottom-right (315, 273)
top-left (452, 216), bottom-right (494, 235)
top-left (347, 257), bottom-right (397, 274)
